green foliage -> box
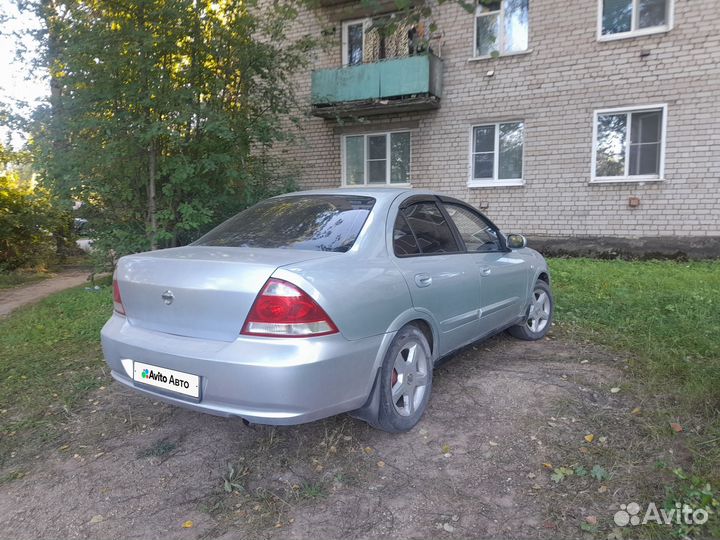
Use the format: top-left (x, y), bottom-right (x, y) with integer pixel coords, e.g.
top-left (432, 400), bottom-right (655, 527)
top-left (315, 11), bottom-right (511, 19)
top-left (549, 464), bottom-right (602, 483)
top-left (663, 468), bottom-right (720, 538)
top-left (590, 464), bottom-right (610, 482)
top-left (550, 466), bottom-right (574, 483)
top-left (574, 465), bottom-right (588, 477)
top-left (27, 0), bottom-right (310, 262)
top-left (223, 462), bottom-right (249, 493)
top-left (0, 145), bottom-right (73, 271)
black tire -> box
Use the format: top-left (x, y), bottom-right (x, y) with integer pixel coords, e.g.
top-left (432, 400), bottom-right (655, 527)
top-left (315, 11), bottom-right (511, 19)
top-left (374, 324), bottom-right (433, 433)
top-left (508, 280), bottom-right (554, 341)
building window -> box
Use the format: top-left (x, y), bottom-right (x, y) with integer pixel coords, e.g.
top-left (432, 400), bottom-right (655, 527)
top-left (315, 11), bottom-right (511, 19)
top-left (343, 131), bottom-right (411, 186)
top-left (342, 19), bottom-right (366, 66)
top-left (592, 105), bottom-right (666, 182)
top-left (469, 122), bottom-right (524, 187)
top-left (342, 17), bottom-right (427, 66)
top-left (598, 0), bottom-right (672, 40)
top-left (474, 0), bottom-right (529, 58)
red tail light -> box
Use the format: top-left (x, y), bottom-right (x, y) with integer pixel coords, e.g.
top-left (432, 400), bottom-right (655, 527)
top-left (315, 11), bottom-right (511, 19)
top-left (241, 278), bottom-right (338, 338)
top-left (113, 277), bottom-right (126, 315)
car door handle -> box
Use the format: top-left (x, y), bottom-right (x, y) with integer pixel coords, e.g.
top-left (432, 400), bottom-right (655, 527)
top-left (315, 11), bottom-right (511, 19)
top-left (479, 266), bottom-right (492, 276)
top-left (414, 273), bottom-right (432, 287)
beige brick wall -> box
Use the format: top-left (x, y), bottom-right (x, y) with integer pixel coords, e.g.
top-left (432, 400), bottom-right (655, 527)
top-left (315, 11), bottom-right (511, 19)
top-left (274, 0), bottom-right (720, 238)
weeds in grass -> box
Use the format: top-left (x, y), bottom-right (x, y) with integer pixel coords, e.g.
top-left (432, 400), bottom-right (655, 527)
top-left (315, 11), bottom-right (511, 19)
top-left (206, 418), bottom-right (361, 529)
top-left (548, 463), bottom-right (609, 484)
top-left (223, 462), bottom-right (249, 493)
top-left (256, 427), bottom-right (282, 453)
top-left (137, 438), bottom-right (177, 459)
top-left (297, 481), bottom-right (327, 500)
top-left (663, 467), bottom-right (720, 538)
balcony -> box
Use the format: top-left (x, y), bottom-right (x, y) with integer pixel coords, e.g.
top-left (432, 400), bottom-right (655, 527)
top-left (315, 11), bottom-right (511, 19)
top-left (311, 54), bottom-right (443, 118)
top-left (315, 0), bottom-right (395, 9)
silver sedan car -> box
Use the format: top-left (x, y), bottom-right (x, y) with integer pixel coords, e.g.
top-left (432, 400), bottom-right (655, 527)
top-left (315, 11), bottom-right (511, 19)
top-left (101, 189), bottom-right (553, 432)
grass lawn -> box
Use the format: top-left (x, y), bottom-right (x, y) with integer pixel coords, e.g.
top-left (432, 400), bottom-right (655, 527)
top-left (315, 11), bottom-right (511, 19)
top-left (0, 280), bottom-right (111, 468)
top-left (550, 259), bottom-right (720, 414)
top-left (550, 258), bottom-right (720, 488)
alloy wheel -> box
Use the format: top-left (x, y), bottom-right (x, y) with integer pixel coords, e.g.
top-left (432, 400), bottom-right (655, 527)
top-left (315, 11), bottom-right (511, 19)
top-left (391, 341), bottom-right (429, 417)
top-left (526, 289), bottom-right (551, 334)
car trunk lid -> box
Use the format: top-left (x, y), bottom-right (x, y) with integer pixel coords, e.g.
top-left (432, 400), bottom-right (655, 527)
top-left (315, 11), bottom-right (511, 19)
top-left (115, 246), bottom-right (336, 342)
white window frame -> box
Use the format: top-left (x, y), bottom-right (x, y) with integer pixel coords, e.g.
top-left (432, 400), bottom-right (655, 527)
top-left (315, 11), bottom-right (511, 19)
top-left (591, 104), bottom-right (667, 184)
top-left (341, 130), bottom-right (412, 187)
top-left (596, 0), bottom-right (674, 42)
top-left (467, 121), bottom-right (525, 188)
top-left (472, 0), bottom-right (530, 59)
top-left (341, 19), bottom-right (368, 67)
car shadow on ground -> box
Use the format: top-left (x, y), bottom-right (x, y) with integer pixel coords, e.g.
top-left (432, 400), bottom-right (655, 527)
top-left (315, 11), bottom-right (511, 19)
top-left (0, 333), bottom-right (666, 539)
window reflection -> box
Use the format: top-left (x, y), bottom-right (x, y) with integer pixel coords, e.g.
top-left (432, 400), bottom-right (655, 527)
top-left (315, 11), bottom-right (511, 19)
top-left (195, 196), bottom-right (376, 253)
top-left (596, 114), bottom-right (627, 177)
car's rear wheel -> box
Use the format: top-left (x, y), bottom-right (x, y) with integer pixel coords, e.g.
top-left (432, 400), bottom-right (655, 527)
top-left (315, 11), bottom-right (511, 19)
top-left (508, 280), bottom-right (553, 341)
top-left (374, 324), bottom-right (433, 433)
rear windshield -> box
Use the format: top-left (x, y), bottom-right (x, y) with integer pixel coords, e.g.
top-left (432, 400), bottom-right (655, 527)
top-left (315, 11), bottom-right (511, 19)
top-left (194, 195), bottom-right (376, 252)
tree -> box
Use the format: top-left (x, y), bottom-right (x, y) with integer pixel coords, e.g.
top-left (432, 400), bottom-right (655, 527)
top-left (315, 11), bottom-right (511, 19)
top-left (0, 143), bottom-right (72, 271)
top-left (24, 0), bottom-right (314, 259)
top-left (14, 0), bottom-right (474, 263)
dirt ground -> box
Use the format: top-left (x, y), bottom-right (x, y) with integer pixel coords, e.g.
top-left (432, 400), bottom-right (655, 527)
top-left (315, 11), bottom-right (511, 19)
top-left (0, 271), bottom-right (91, 317)
top-left (0, 334), bottom-right (671, 539)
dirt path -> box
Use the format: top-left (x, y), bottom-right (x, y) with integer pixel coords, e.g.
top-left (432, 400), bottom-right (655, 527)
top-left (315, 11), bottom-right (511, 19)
top-left (0, 335), bottom-right (665, 539)
top-left (0, 271), bottom-right (90, 317)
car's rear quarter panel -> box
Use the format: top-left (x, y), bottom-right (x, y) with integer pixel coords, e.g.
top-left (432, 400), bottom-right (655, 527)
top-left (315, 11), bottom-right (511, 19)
top-left (272, 254), bottom-right (412, 341)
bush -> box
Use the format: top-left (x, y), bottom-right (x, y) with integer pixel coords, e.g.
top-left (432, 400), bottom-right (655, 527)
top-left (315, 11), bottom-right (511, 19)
top-left (0, 172), bottom-right (73, 271)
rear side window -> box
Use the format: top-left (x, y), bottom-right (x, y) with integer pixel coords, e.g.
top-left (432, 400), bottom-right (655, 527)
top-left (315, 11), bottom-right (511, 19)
top-left (399, 202), bottom-right (459, 255)
top-left (195, 195), bottom-right (375, 252)
top-left (443, 203), bottom-right (502, 252)
top-left (393, 213), bottom-right (420, 256)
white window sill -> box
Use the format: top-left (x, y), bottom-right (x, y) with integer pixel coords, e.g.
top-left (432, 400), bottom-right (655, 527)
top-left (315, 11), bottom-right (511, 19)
top-left (467, 49), bottom-right (533, 62)
top-left (597, 26), bottom-right (671, 42)
top-left (468, 179), bottom-right (524, 188)
top-left (340, 183), bottom-right (412, 188)
top-left (590, 176), bottom-right (664, 184)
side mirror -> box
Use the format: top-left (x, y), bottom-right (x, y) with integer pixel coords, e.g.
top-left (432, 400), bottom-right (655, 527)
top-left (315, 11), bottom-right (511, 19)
top-left (506, 233), bottom-right (527, 249)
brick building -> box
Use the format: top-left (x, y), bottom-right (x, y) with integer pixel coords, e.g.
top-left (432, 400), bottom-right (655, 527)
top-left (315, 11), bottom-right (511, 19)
top-left (275, 0), bottom-right (720, 255)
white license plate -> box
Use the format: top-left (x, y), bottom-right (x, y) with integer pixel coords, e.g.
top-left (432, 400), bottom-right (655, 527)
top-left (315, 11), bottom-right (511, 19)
top-left (133, 361), bottom-right (200, 399)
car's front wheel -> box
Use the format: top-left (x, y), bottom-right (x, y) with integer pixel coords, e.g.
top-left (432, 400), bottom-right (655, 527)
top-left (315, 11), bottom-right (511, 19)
top-left (508, 280), bottom-right (554, 341)
top-left (374, 324), bottom-right (433, 433)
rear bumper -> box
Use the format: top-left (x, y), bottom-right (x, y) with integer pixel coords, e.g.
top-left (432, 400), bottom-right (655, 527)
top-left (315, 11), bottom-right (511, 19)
top-left (100, 315), bottom-right (386, 425)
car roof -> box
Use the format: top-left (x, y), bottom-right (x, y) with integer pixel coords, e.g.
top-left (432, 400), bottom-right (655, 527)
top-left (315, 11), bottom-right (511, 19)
top-left (273, 187), bottom-right (437, 203)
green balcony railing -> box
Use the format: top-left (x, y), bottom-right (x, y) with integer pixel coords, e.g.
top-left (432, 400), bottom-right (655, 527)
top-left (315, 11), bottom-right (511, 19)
top-left (311, 54), bottom-right (443, 116)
